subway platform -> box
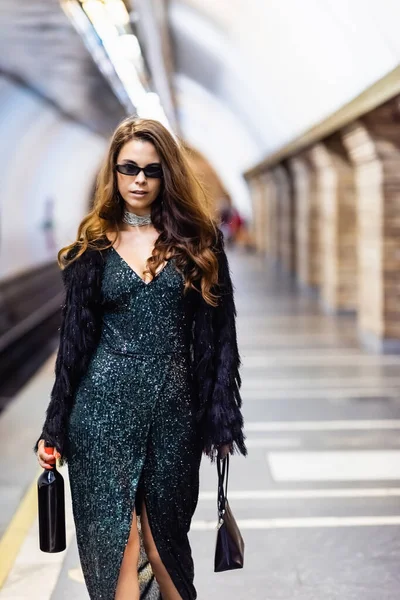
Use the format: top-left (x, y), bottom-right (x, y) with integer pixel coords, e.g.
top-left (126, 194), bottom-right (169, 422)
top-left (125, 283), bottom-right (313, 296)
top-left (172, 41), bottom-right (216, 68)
top-left (1, 247), bottom-right (400, 600)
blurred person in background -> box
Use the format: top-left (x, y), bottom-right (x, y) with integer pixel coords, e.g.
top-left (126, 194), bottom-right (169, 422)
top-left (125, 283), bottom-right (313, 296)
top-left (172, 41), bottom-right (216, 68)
top-left (34, 117), bottom-right (246, 600)
top-left (229, 206), bottom-right (245, 244)
top-left (219, 193), bottom-right (249, 248)
top-left (218, 193), bottom-right (234, 244)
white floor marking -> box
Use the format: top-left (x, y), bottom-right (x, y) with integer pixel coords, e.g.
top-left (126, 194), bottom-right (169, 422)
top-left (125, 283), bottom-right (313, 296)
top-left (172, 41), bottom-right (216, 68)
top-left (241, 348), bottom-right (361, 356)
top-left (241, 355), bottom-right (400, 367)
top-left (245, 420), bottom-right (400, 432)
top-left (239, 333), bottom-right (353, 340)
top-left (191, 515), bottom-right (400, 530)
top-left (241, 377), bottom-right (400, 389)
top-left (0, 469), bottom-right (74, 600)
top-left (241, 388), bottom-right (400, 400)
top-left (245, 437), bottom-right (302, 448)
top-left (68, 566), bottom-right (85, 584)
top-left (198, 488), bottom-right (400, 500)
top-left (268, 450), bottom-right (400, 482)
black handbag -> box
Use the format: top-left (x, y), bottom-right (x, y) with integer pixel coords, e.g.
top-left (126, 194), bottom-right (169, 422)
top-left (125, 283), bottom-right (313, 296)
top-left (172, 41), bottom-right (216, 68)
top-left (214, 455), bottom-right (245, 572)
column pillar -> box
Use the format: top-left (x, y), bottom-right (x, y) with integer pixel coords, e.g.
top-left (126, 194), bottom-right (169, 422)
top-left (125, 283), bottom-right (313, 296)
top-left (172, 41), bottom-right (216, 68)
top-left (273, 164), bottom-right (295, 273)
top-left (309, 138), bottom-right (357, 313)
top-left (343, 98), bottom-right (400, 352)
top-left (289, 155), bottom-right (320, 288)
top-left (265, 171), bottom-right (279, 262)
top-left (249, 176), bottom-right (268, 254)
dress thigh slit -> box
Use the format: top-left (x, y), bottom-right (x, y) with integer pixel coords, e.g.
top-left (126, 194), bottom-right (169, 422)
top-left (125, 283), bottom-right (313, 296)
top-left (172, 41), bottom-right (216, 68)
top-left (112, 458), bottom-right (162, 600)
top-left (138, 360), bottom-right (203, 600)
top-left (68, 350), bottom-right (200, 600)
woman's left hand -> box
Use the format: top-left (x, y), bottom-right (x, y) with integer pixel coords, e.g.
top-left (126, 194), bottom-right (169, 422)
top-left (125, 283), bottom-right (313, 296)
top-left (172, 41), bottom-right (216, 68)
top-left (217, 443), bottom-right (231, 459)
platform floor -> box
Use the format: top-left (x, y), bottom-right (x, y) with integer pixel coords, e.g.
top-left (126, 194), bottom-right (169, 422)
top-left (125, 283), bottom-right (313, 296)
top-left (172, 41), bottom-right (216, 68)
top-left (1, 247), bottom-right (400, 600)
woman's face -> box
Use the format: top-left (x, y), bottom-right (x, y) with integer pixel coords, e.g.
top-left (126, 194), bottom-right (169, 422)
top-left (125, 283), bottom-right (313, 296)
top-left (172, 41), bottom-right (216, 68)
top-left (116, 138), bottom-right (162, 215)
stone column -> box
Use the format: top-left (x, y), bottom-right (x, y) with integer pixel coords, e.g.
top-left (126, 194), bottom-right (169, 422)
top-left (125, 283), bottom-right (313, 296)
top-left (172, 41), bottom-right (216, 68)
top-left (265, 171), bottom-right (279, 262)
top-left (273, 164), bottom-right (295, 273)
top-left (289, 155), bottom-right (320, 288)
top-left (249, 176), bottom-right (268, 253)
top-left (309, 138), bottom-right (357, 313)
top-left (343, 98), bottom-right (400, 352)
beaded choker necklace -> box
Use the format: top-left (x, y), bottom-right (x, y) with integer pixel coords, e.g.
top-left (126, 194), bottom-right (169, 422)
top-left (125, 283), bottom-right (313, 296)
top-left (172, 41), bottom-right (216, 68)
top-left (122, 209), bottom-right (152, 227)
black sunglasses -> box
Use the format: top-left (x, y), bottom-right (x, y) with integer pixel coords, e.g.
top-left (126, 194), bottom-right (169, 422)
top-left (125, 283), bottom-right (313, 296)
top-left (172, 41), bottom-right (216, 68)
top-left (115, 162), bottom-right (163, 179)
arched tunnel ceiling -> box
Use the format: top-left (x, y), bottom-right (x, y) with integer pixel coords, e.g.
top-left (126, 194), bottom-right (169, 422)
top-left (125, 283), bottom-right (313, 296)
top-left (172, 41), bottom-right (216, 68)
top-left (0, 0), bottom-right (126, 136)
top-left (168, 0), bottom-right (400, 159)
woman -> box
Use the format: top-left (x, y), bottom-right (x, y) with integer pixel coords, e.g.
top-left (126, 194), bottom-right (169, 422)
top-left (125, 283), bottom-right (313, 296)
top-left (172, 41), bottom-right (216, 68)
top-left (34, 117), bottom-right (246, 600)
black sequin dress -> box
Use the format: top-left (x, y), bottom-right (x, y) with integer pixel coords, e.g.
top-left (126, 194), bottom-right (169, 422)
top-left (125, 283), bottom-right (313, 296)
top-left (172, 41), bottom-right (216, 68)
top-left (67, 247), bottom-right (203, 600)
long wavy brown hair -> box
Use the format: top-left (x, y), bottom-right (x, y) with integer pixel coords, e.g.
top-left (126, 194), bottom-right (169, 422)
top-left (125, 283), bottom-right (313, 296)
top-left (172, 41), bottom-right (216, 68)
top-left (59, 117), bottom-right (221, 305)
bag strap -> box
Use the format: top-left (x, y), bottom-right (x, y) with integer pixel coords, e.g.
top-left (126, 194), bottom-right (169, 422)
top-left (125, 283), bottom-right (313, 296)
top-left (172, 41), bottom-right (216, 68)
top-left (217, 455), bottom-right (229, 520)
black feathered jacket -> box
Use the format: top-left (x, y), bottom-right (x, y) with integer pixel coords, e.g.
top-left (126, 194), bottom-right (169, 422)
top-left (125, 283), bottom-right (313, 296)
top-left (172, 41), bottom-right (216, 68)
top-left (34, 229), bottom-right (247, 464)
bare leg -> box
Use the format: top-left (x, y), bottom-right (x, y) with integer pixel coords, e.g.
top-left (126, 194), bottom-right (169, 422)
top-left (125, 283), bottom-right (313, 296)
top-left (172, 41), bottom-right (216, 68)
top-left (141, 502), bottom-right (183, 600)
top-left (115, 509), bottom-right (140, 600)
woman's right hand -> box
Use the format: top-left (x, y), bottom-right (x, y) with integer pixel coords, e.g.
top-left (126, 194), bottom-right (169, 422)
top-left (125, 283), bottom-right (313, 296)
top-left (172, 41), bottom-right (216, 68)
top-left (36, 439), bottom-right (61, 469)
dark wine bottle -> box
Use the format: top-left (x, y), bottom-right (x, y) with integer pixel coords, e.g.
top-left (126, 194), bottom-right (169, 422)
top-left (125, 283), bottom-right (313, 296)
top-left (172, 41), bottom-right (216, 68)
top-left (37, 445), bottom-right (66, 552)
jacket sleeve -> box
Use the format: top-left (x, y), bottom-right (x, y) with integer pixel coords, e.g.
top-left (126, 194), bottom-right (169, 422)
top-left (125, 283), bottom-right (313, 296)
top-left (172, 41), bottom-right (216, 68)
top-left (33, 247), bottom-right (100, 464)
top-left (202, 230), bottom-right (247, 459)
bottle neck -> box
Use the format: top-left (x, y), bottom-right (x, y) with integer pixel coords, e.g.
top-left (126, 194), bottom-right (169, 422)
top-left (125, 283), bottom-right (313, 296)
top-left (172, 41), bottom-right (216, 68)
top-left (44, 447), bottom-right (57, 469)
